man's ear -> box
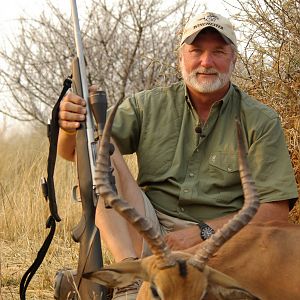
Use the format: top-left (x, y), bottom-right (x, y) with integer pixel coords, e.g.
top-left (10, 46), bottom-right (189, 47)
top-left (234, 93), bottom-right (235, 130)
top-left (206, 266), bottom-right (260, 300)
top-left (83, 259), bottom-right (148, 288)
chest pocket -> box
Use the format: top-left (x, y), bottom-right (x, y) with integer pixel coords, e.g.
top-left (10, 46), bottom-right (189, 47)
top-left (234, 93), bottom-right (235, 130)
top-left (137, 117), bottom-right (180, 178)
top-left (208, 151), bottom-right (240, 187)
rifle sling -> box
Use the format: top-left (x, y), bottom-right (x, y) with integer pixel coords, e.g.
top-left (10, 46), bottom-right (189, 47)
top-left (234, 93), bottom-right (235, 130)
top-left (19, 76), bottom-right (72, 300)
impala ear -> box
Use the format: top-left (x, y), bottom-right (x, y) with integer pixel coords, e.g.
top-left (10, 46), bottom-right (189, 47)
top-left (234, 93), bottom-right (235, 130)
top-left (83, 259), bottom-right (148, 288)
top-left (206, 267), bottom-right (260, 300)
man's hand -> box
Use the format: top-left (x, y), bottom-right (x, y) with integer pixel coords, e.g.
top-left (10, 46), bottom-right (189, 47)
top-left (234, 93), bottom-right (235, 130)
top-left (57, 92), bottom-right (87, 161)
top-left (57, 86), bottom-right (99, 161)
top-left (58, 92), bottom-right (87, 133)
top-left (164, 225), bottom-right (202, 251)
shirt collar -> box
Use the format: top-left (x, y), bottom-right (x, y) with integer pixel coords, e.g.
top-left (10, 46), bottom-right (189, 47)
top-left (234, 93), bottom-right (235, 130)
top-left (184, 81), bottom-right (234, 113)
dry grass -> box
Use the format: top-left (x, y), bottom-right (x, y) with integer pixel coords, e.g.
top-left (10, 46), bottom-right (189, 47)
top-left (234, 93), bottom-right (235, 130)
top-left (0, 114), bottom-right (299, 299)
top-left (0, 131), bottom-right (137, 299)
top-left (0, 133), bottom-right (84, 299)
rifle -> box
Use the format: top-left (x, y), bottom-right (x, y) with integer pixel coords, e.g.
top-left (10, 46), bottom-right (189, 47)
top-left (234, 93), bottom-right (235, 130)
top-left (54, 1), bottom-right (111, 299)
top-left (20, 1), bottom-right (112, 298)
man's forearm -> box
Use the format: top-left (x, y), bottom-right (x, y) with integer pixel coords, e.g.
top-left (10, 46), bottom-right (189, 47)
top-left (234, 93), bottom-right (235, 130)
top-left (166, 200), bottom-right (289, 252)
top-left (206, 200), bottom-right (289, 231)
top-left (57, 129), bottom-right (77, 161)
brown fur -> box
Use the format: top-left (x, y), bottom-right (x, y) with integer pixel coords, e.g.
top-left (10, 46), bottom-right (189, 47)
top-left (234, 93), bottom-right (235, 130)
top-left (85, 251), bottom-right (259, 299)
top-left (207, 221), bottom-right (300, 300)
top-left (85, 222), bottom-right (300, 299)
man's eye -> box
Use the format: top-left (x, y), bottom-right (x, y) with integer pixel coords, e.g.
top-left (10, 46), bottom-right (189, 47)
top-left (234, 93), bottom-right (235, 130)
top-left (190, 48), bottom-right (201, 53)
top-left (189, 49), bottom-right (202, 56)
top-left (213, 49), bottom-right (227, 55)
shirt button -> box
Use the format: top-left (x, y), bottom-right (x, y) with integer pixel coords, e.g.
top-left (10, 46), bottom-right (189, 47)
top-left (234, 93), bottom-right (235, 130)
top-left (196, 149), bottom-right (199, 152)
top-left (189, 173), bottom-right (194, 177)
top-left (183, 189), bottom-right (189, 193)
top-left (180, 207), bottom-right (184, 212)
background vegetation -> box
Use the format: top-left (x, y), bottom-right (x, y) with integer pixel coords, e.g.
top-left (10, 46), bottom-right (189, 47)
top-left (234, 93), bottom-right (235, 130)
top-left (0, 0), bottom-right (299, 298)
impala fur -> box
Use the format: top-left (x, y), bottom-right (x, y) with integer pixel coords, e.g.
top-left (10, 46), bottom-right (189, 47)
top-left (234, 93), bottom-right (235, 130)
top-left (85, 100), bottom-right (262, 299)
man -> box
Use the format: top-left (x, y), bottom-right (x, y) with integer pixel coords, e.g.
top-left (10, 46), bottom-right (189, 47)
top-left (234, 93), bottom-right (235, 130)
top-left (58, 12), bottom-right (298, 299)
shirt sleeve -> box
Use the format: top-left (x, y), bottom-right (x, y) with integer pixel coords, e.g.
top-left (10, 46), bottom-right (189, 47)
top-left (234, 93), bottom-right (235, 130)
top-left (247, 116), bottom-right (298, 209)
top-left (110, 95), bottom-right (141, 155)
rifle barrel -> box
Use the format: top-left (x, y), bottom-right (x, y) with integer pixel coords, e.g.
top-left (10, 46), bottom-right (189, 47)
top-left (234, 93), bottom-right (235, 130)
top-left (70, 0), bottom-right (96, 183)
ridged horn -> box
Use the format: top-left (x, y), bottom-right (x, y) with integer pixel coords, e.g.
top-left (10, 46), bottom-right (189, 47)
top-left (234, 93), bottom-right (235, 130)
top-left (189, 119), bottom-right (260, 270)
top-left (94, 100), bottom-right (175, 268)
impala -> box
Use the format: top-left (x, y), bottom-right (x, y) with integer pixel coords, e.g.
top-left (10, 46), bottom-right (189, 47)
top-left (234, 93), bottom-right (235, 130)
top-left (84, 100), bottom-right (300, 300)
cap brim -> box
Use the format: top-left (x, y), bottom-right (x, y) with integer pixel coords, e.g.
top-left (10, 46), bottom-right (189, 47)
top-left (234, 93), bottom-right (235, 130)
top-left (182, 27), bottom-right (234, 46)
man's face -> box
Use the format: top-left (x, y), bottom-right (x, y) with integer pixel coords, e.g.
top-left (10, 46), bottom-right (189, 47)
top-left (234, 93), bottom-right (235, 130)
top-left (180, 30), bottom-right (236, 94)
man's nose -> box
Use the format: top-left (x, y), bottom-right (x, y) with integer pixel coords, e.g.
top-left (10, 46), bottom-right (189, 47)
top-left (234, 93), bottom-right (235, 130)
top-left (199, 51), bottom-right (214, 68)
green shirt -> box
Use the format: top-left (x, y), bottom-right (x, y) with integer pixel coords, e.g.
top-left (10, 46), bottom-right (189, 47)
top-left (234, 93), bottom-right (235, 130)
top-left (111, 81), bottom-right (298, 222)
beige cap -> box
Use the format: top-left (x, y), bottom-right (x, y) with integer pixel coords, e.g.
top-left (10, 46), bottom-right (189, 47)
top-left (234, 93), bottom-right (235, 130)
top-left (181, 12), bottom-right (237, 47)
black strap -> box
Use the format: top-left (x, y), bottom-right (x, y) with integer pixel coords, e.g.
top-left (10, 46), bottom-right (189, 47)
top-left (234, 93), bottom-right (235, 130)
top-left (19, 76), bottom-right (72, 300)
top-left (19, 217), bottom-right (56, 300)
top-left (46, 76), bottom-right (72, 221)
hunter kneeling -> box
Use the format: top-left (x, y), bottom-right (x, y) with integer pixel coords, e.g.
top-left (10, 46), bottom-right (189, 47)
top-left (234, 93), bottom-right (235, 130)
top-left (57, 12), bottom-right (298, 300)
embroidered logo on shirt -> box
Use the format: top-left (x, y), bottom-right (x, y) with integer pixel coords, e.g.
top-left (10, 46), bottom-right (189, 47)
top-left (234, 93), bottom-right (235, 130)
top-left (211, 154), bottom-right (217, 163)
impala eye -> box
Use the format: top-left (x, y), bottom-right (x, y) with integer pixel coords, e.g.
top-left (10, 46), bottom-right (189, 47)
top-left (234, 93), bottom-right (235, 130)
top-left (150, 284), bottom-right (161, 299)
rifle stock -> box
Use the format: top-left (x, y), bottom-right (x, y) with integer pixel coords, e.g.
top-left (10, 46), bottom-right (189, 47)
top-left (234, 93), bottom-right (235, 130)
top-left (72, 56), bottom-right (107, 299)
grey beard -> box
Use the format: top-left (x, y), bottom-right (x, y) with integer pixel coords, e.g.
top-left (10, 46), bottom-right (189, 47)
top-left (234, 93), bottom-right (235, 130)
top-left (181, 63), bottom-right (234, 93)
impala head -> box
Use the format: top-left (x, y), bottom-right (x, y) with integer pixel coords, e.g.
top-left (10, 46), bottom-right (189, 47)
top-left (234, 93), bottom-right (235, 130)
top-left (85, 100), bottom-right (260, 299)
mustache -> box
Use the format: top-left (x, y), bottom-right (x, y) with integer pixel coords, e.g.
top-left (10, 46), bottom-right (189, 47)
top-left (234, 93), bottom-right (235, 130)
top-left (192, 67), bottom-right (219, 75)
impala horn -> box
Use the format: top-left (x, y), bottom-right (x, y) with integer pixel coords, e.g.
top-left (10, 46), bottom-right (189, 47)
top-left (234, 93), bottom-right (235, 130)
top-left (189, 119), bottom-right (260, 270)
top-left (94, 100), bottom-right (175, 269)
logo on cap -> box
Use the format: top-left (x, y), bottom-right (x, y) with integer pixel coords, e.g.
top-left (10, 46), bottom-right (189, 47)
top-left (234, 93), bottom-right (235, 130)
top-left (203, 13), bottom-right (218, 22)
